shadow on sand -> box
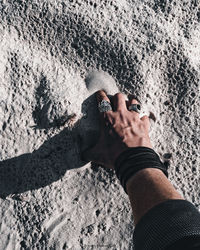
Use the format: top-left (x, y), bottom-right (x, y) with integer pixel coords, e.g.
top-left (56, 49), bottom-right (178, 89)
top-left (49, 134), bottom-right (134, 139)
top-left (0, 94), bottom-right (100, 198)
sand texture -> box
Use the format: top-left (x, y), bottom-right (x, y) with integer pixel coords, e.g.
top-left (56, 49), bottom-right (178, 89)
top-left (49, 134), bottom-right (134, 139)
top-left (0, 0), bottom-right (200, 249)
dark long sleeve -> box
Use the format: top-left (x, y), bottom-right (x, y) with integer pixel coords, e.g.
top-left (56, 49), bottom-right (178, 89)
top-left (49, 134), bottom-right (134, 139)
top-left (133, 199), bottom-right (200, 250)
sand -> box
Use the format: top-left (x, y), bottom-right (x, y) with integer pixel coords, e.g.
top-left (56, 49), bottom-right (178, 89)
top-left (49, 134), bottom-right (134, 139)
top-left (0, 0), bottom-right (200, 249)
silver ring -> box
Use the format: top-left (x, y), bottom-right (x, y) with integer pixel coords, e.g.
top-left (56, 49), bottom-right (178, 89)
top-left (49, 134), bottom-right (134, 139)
top-left (98, 100), bottom-right (112, 113)
top-left (128, 104), bottom-right (141, 113)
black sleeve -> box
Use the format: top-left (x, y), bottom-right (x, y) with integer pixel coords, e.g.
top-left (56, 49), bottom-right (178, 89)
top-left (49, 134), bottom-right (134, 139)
top-left (133, 199), bottom-right (200, 250)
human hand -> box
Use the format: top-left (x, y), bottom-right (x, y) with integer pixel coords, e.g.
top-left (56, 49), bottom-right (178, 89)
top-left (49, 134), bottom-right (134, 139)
top-left (82, 90), bottom-right (152, 169)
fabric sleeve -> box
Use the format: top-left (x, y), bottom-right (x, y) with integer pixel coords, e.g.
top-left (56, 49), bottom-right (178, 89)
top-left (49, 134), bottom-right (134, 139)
top-left (133, 199), bottom-right (200, 250)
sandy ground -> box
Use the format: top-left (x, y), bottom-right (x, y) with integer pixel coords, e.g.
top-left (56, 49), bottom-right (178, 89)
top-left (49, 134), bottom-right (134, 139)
top-left (0, 0), bottom-right (200, 249)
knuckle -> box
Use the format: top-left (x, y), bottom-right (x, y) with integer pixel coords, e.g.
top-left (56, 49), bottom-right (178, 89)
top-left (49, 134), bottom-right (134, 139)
top-left (142, 116), bottom-right (147, 121)
top-left (115, 92), bottom-right (123, 99)
top-left (144, 116), bottom-right (150, 123)
top-left (131, 114), bottom-right (140, 122)
top-left (130, 99), bottom-right (139, 104)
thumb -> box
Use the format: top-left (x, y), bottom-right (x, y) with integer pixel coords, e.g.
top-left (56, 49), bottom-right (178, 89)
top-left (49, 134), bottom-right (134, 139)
top-left (81, 146), bottom-right (93, 162)
top-left (81, 143), bottom-right (101, 163)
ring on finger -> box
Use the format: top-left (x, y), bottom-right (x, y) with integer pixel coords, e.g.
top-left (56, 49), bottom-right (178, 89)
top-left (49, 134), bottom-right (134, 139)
top-left (128, 104), bottom-right (141, 113)
top-left (98, 100), bottom-right (112, 113)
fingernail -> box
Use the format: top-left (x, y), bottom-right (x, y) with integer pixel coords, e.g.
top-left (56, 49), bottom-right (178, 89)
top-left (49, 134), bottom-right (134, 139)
top-left (128, 94), bottom-right (141, 103)
top-left (96, 89), bottom-right (107, 95)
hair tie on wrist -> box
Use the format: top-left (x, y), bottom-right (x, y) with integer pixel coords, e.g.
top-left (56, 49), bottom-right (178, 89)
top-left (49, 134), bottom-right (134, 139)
top-left (114, 147), bottom-right (168, 193)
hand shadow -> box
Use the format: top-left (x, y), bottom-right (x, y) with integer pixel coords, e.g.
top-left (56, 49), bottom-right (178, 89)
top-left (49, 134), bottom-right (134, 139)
top-left (0, 93), bottom-right (100, 198)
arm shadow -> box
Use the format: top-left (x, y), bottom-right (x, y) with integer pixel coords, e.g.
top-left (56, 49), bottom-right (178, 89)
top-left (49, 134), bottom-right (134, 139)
top-left (0, 94), bottom-right (100, 198)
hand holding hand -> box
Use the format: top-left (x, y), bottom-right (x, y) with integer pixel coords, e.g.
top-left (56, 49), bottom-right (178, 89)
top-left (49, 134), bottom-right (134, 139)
top-left (83, 90), bottom-right (152, 169)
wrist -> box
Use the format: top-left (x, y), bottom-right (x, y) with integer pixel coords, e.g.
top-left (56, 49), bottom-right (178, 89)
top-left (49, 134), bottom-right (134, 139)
top-left (124, 136), bottom-right (152, 149)
top-left (114, 147), bottom-right (168, 193)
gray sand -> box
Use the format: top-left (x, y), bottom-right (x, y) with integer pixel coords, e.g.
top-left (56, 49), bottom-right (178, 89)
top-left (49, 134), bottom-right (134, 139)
top-left (0, 1), bottom-right (200, 249)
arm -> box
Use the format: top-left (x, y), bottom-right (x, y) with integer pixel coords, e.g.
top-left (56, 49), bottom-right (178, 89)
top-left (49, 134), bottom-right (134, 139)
top-left (126, 168), bottom-right (182, 225)
top-left (83, 90), bottom-right (200, 249)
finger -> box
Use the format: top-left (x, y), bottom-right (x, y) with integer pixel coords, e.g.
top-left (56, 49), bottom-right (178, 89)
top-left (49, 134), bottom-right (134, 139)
top-left (141, 115), bottom-right (150, 129)
top-left (113, 93), bottom-right (127, 111)
top-left (96, 89), bottom-right (110, 103)
top-left (127, 98), bottom-right (140, 119)
top-left (96, 90), bottom-right (113, 113)
top-left (96, 90), bottom-right (113, 127)
top-left (128, 94), bottom-right (141, 103)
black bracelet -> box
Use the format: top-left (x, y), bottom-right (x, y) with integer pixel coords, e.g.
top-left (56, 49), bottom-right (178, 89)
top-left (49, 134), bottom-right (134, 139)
top-left (114, 147), bottom-right (168, 193)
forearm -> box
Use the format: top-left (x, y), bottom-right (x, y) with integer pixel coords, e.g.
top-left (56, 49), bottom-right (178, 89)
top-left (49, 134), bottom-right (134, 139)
top-left (114, 146), bottom-right (182, 224)
top-left (126, 168), bottom-right (183, 225)
top-left (120, 158), bottom-right (200, 250)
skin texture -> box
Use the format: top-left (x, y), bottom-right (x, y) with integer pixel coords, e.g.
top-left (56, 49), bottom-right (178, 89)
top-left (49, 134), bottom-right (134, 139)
top-left (83, 90), bottom-right (183, 225)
